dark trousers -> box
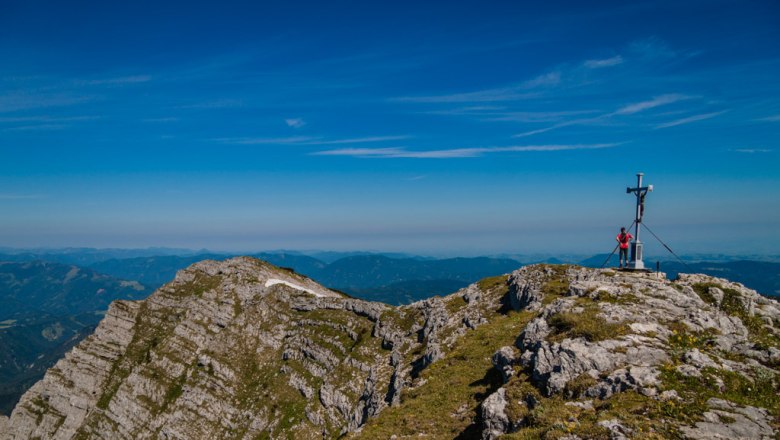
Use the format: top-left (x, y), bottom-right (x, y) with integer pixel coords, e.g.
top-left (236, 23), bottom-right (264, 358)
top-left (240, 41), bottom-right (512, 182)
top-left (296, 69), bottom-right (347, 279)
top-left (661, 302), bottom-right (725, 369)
top-left (619, 247), bottom-right (629, 263)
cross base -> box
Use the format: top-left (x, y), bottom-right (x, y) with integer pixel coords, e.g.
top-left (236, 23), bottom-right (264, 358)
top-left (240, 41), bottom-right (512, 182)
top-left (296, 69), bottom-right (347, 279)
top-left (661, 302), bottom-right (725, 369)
top-left (628, 241), bottom-right (644, 270)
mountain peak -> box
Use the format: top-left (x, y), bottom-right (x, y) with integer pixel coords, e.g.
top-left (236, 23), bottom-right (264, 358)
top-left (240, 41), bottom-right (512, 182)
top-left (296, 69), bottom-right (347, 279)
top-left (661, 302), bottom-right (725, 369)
top-left (2, 262), bottom-right (778, 439)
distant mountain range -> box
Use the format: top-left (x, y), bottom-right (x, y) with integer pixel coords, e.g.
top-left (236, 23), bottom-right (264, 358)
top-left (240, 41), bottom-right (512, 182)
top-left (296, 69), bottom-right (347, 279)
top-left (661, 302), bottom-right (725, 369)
top-left (0, 247), bottom-right (205, 267)
top-left (0, 261), bottom-right (150, 414)
top-left (2, 248), bottom-right (777, 300)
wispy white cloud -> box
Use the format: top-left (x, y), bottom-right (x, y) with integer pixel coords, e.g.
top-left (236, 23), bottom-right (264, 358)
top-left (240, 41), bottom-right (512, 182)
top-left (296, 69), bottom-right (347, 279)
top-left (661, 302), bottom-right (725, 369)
top-left (655, 110), bottom-right (727, 129)
top-left (214, 135), bottom-right (411, 146)
top-left (303, 135), bottom-right (412, 145)
top-left (423, 105), bottom-right (507, 116)
top-left (77, 75), bottom-right (152, 86)
top-left (512, 94), bottom-right (694, 137)
top-left (313, 143), bottom-right (619, 158)
top-left (406, 175), bottom-right (428, 181)
top-left (316, 147), bottom-right (407, 157)
top-left (522, 71), bottom-right (561, 88)
top-left (285, 118), bottom-right (306, 128)
top-left (392, 71), bottom-right (559, 103)
top-left (584, 55), bottom-right (624, 68)
top-left (0, 115), bottom-right (99, 123)
top-left (757, 114), bottom-right (780, 122)
top-left (485, 110), bottom-right (599, 123)
top-left (512, 117), bottom-right (605, 137)
top-left (613, 94), bottom-right (689, 115)
top-left (393, 88), bottom-right (537, 104)
top-left (732, 148), bottom-right (772, 153)
top-left (3, 124), bottom-right (68, 131)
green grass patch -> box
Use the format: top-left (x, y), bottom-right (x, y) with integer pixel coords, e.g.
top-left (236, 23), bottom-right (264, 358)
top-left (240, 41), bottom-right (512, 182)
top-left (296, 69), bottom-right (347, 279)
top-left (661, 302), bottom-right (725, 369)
top-left (483, 381), bottom-right (672, 439)
top-left (535, 265), bottom-right (574, 308)
top-left (355, 309), bottom-right (536, 439)
top-left (381, 308), bottom-right (421, 334)
top-left (446, 295), bottom-right (468, 314)
top-left (688, 283), bottom-right (779, 354)
top-left (478, 275), bottom-right (509, 294)
top-left (658, 363), bottom-right (780, 425)
top-left (542, 279), bottom-right (570, 298)
top-left (176, 273), bottom-right (222, 297)
top-left (161, 371), bottom-right (187, 411)
top-left (547, 306), bottom-right (629, 343)
top-left (666, 323), bottom-right (719, 355)
top-left (595, 290), bottom-right (639, 305)
top-left (564, 373), bottom-right (598, 399)
top-left (691, 282), bottom-right (719, 305)
top-left (501, 374), bottom-right (613, 440)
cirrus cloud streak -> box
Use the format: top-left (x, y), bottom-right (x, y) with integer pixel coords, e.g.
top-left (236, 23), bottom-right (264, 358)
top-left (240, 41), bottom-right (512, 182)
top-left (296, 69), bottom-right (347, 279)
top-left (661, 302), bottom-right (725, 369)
top-left (312, 143), bottom-right (620, 158)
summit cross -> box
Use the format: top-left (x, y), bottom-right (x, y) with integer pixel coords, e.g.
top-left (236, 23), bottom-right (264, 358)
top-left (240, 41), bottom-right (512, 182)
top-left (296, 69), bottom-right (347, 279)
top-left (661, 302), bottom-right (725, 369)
top-left (626, 173), bottom-right (653, 270)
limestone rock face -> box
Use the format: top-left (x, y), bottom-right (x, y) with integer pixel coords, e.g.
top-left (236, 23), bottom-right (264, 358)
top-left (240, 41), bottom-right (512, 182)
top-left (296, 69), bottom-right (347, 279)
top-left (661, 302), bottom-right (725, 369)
top-left (1, 258), bottom-right (400, 439)
top-left (480, 266), bottom-right (780, 439)
top-left (681, 398), bottom-right (776, 439)
top-left (481, 387), bottom-right (510, 440)
top-left (2, 261), bottom-right (779, 439)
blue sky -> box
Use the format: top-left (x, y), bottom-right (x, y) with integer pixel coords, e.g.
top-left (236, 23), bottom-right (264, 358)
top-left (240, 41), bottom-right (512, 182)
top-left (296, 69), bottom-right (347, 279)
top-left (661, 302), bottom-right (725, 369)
top-left (1, 0), bottom-right (779, 256)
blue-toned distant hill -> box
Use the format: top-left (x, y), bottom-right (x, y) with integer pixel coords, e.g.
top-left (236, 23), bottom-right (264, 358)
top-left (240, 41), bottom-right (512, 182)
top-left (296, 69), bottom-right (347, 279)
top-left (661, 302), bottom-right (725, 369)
top-left (343, 279), bottom-right (467, 305)
top-left (0, 261), bottom-right (150, 415)
top-left (319, 255), bottom-right (520, 294)
top-left (0, 247), bottom-right (205, 267)
top-left (0, 261), bottom-right (149, 319)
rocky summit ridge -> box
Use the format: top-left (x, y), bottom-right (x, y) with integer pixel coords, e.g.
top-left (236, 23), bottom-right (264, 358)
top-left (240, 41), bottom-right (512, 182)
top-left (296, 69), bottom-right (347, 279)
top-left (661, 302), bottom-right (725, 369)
top-left (1, 257), bottom-right (779, 439)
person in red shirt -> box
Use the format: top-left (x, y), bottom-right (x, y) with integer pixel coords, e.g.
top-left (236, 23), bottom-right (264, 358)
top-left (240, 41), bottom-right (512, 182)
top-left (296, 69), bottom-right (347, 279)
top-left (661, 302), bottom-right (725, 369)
top-left (616, 227), bottom-right (633, 269)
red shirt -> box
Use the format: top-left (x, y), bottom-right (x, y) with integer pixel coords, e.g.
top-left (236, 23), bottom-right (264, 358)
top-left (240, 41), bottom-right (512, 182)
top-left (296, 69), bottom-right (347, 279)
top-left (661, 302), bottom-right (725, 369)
top-left (617, 232), bottom-right (633, 249)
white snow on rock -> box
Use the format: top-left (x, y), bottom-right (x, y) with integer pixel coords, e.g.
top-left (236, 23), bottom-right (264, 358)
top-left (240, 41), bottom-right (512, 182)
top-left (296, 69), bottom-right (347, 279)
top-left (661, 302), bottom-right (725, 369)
top-left (265, 278), bottom-right (325, 297)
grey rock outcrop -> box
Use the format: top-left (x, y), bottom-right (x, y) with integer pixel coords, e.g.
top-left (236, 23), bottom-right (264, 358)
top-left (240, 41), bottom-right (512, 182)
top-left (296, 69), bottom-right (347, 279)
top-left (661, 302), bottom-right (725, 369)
top-left (491, 346), bottom-right (517, 383)
top-left (481, 387), bottom-right (510, 440)
top-left (507, 265), bottom-right (557, 311)
top-left (481, 265), bottom-right (780, 439)
top-left (681, 398), bottom-right (776, 439)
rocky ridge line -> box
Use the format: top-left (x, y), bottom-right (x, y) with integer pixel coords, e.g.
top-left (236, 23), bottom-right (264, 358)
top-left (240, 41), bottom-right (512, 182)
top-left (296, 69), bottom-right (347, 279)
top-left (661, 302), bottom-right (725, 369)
top-left (1, 259), bottom-right (778, 439)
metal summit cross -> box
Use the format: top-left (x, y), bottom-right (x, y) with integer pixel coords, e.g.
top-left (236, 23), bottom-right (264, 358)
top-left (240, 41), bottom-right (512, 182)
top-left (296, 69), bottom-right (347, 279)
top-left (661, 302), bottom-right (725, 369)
top-left (626, 173), bottom-right (653, 270)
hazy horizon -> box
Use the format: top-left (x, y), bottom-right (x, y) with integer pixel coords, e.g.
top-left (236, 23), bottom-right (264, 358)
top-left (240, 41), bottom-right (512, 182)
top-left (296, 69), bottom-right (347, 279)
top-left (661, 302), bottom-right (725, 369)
top-left (1, 244), bottom-right (777, 262)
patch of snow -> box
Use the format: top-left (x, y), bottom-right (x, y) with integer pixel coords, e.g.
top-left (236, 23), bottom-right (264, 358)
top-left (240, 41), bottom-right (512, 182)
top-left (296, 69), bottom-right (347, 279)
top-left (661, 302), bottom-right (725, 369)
top-left (265, 278), bottom-right (325, 297)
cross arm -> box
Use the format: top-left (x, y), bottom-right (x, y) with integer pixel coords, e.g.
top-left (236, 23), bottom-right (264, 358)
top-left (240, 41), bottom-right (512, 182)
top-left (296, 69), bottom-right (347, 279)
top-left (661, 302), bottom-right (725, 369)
top-left (626, 185), bottom-right (653, 194)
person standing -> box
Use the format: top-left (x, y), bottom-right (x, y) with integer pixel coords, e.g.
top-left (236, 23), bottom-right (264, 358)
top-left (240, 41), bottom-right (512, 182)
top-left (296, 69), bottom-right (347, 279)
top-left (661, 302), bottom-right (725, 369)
top-left (616, 227), bottom-right (633, 269)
